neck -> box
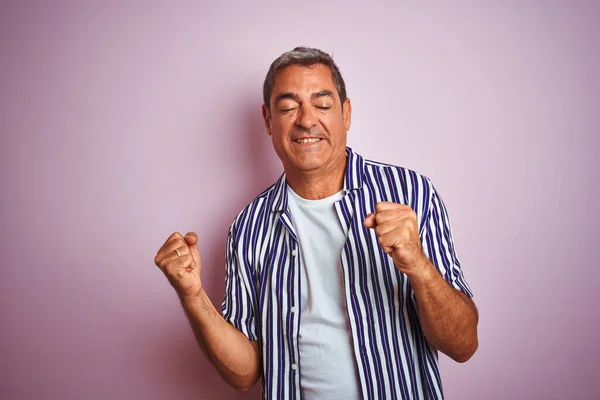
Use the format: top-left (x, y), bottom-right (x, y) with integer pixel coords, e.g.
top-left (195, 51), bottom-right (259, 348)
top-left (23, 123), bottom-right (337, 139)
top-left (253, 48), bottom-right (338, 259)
top-left (285, 154), bottom-right (347, 200)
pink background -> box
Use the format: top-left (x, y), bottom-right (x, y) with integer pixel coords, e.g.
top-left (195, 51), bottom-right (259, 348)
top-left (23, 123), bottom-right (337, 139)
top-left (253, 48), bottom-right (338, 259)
top-left (1, 1), bottom-right (599, 399)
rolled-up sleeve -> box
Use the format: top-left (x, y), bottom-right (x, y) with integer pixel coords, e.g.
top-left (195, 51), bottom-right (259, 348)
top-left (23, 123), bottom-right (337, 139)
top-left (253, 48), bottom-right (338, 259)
top-left (221, 224), bottom-right (258, 340)
top-left (421, 183), bottom-right (474, 297)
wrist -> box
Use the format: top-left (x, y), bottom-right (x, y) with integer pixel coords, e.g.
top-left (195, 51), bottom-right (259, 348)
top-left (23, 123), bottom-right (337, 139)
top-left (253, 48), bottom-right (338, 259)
top-left (179, 286), bottom-right (207, 308)
top-left (406, 256), bottom-right (437, 286)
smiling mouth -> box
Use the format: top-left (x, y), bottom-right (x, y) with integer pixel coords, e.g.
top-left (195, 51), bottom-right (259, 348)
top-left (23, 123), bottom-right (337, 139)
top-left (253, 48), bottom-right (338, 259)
top-left (295, 138), bottom-right (322, 144)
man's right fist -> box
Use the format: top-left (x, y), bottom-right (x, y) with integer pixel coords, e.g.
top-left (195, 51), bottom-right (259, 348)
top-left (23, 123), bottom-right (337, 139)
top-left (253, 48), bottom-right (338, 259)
top-left (154, 231), bottom-right (203, 299)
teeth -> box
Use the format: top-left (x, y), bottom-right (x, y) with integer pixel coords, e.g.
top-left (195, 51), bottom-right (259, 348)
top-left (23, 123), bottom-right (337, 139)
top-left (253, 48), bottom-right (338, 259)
top-left (296, 138), bottom-right (321, 144)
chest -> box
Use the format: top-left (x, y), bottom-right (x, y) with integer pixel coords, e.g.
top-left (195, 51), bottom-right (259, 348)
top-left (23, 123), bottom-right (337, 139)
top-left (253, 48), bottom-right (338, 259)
top-left (245, 193), bottom-right (415, 319)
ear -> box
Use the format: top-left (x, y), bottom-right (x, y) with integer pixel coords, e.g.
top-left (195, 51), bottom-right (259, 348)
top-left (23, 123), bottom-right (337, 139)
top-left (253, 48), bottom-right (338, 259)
top-left (343, 98), bottom-right (352, 131)
top-left (262, 104), bottom-right (272, 136)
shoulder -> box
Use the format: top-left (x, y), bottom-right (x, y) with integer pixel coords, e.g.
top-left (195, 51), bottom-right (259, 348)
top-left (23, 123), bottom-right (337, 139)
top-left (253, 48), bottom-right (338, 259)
top-left (228, 176), bottom-right (282, 239)
top-left (362, 158), bottom-right (435, 204)
top-left (363, 158), bottom-right (432, 182)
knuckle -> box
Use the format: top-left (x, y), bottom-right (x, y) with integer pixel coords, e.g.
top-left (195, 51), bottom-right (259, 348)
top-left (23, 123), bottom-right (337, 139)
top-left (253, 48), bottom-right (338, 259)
top-left (399, 206), bottom-right (411, 216)
top-left (167, 232), bottom-right (182, 243)
top-left (406, 217), bottom-right (417, 229)
top-left (160, 259), bottom-right (170, 271)
top-left (411, 220), bottom-right (418, 230)
top-left (181, 258), bottom-right (193, 268)
top-left (162, 263), bottom-right (171, 276)
top-left (171, 239), bottom-right (185, 248)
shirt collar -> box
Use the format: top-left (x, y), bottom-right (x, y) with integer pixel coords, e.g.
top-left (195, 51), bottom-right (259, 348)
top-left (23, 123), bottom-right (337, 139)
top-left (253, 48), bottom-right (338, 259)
top-left (270, 146), bottom-right (364, 212)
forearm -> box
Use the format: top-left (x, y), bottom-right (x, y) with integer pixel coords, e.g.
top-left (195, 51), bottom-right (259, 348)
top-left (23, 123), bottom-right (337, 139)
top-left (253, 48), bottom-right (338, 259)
top-left (409, 260), bottom-right (478, 362)
top-left (180, 288), bottom-right (261, 392)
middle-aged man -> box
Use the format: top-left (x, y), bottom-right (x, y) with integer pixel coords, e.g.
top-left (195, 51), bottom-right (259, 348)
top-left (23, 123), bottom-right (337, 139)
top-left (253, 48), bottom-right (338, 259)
top-left (154, 46), bottom-right (478, 399)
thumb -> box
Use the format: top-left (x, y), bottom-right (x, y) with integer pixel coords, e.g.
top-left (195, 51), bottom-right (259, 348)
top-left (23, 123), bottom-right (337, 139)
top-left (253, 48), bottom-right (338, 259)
top-left (184, 232), bottom-right (198, 249)
top-left (363, 213), bottom-right (376, 229)
top-left (184, 232), bottom-right (201, 265)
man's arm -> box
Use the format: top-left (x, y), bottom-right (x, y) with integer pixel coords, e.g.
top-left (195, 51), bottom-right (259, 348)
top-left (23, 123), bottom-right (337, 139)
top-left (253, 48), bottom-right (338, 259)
top-left (154, 232), bottom-right (261, 392)
top-left (364, 202), bottom-right (478, 362)
top-left (407, 259), bottom-right (478, 362)
top-left (181, 288), bottom-right (261, 391)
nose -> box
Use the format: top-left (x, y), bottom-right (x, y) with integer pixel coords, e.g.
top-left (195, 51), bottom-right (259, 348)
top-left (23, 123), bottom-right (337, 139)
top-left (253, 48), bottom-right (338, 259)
top-left (295, 103), bottom-right (317, 130)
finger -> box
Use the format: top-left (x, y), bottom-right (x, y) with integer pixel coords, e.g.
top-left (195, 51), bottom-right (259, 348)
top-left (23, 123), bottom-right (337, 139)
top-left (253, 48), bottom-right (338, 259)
top-left (377, 211), bottom-right (418, 229)
top-left (382, 246), bottom-right (394, 255)
top-left (363, 213), bottom-right (376, 228)
top-left (170, 245), bottom-right (190, 259)
top-left (376, 229), bottom-right (403, 250)
top-left (377, 218), bottom-right (420, 244)
top-left (157, 232), bottom-right (184, 254)
top-left (375, 202), bottom-right (412, 213)
top-left (378, 240), bottom-right (394, 255)
top-left (155, 238), bottom-right (187, 266)
top-left (373, 209), bottom-right (407, 225)
top-left (374, 219), bottom-right (404, 237)
top-left (163, 245), bottom-right (194, 266)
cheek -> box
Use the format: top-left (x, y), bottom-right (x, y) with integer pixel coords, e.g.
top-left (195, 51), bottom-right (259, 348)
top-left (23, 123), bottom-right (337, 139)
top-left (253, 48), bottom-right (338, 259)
top-left (269, 122), bottom-right (289, 148)
top-left (280, 124), bottom-right (300, 144)
top-left (271, 119), bottom-right (289, 136)
top-left (321, 117), bottom-right (347, 139)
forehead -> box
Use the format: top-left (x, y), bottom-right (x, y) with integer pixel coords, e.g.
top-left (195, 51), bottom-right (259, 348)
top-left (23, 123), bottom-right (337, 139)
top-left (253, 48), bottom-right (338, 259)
top-left (272, 64), bottom-right (337, 99)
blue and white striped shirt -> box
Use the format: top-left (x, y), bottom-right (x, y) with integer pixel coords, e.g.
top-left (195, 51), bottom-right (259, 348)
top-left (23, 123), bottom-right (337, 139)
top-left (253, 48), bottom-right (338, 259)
top-left (222, 147), bottom-right (473, 400)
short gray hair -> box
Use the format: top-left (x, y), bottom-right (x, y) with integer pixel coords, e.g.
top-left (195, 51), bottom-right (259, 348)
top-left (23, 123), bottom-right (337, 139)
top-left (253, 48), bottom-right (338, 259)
top-left (263, 46), bottom-right (347, 110)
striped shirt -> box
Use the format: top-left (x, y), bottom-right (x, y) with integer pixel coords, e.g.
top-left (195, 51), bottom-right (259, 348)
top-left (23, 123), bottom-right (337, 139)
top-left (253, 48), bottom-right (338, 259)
top-left (222, 147), bottom-right (473, 400)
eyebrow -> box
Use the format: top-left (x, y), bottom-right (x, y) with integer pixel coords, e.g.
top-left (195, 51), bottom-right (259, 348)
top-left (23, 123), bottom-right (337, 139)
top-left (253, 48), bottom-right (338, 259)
top-left (274, 90), bottom-right (335, 105)
top-left (312, 90), bottom-right (334, 100)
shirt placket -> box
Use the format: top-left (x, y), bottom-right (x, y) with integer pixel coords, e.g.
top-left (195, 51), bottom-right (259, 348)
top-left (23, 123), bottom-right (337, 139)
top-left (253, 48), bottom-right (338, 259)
top-left (334, 193), bottom-right (369, 400)
top-left (279, 210), bottom-right (302, 399)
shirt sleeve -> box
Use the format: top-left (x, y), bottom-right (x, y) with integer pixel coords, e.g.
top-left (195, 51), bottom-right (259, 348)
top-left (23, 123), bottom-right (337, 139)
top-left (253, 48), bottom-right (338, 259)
top-left (221, 224), bottom-right (259, 340)
top-left (421, 183), bottom-right (474, 297)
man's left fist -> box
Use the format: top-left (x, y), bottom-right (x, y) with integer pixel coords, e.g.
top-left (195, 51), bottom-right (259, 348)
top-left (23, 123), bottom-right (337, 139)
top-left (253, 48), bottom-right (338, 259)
top-left (363, 202), bottom-right (428, 277)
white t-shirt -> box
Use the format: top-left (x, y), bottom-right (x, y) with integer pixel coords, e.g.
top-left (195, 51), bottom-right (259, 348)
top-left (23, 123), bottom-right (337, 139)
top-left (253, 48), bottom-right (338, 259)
top-left (286, 187), bottom-right (362, 400)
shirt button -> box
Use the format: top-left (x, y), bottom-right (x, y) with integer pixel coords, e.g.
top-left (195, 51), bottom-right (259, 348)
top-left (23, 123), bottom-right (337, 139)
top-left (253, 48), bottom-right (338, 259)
top-left (290, 306), bottom-right (297, 313)
top-left (291, 363), bottom-right (298, 371)
top-left (291, 249), bottom-right (298, 256)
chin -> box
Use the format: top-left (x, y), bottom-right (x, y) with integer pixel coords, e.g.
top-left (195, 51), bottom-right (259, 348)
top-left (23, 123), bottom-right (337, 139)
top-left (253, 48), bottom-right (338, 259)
top-left (287, 162), bottom-right (321, 173)
top-left (290, 155), bottom-right (327, 172)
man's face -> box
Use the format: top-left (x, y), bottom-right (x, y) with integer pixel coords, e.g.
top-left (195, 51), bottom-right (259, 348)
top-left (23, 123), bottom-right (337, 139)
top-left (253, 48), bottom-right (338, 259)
top-left (262, 63), bottom-right (351, 176)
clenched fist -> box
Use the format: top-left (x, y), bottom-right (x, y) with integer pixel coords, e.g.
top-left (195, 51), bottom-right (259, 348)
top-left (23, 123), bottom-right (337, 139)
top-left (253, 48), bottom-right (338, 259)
top-left (363, 202), bottom-right (429, 278)
top-left (154, 232), bottom-right (203, 299)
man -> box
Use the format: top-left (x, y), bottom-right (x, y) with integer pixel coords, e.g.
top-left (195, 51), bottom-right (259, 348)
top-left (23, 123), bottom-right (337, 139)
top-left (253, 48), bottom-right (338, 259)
top-left (154, 47), bottom-right (478, 399)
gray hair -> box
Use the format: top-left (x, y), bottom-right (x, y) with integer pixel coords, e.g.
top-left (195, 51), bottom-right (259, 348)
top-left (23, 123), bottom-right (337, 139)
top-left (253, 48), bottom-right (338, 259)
top-left (263, 46), bottom-right (347, 110)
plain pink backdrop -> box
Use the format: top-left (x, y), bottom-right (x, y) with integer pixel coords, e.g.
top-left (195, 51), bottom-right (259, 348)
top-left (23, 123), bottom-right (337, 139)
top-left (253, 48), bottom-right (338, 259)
top-left (1, 1), bottom-right (598, 399)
